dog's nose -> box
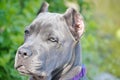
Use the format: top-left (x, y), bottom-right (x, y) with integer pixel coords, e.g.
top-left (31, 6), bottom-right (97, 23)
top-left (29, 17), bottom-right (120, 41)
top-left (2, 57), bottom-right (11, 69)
top-left (18, 47), bottom-right (32, 58)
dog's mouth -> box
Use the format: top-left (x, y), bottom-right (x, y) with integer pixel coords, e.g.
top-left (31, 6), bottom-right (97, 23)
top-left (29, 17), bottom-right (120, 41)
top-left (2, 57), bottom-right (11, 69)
top-left (16, 65), bottom-right (46, 79)
top-left (16, 65), bottom-right (30, 75)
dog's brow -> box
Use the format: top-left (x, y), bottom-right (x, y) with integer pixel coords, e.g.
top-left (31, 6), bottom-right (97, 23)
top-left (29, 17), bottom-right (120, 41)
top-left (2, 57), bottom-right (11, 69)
top-left (25, 26), bottom-right (29, 30)
top-left (30, 24), bottom-right (35, 29)
top-left (25, 24), bottom-right (35, 31)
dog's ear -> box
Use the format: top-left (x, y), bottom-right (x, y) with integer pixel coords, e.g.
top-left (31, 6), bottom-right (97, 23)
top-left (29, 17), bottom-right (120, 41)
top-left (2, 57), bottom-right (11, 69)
top-left (63, 8), bottom-right (84, 40)
top-left (37, 1), bottom-right (49, 15)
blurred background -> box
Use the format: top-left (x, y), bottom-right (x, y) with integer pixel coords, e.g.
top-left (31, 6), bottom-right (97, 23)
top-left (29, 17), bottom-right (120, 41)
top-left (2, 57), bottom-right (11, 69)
top-left (0, 0), bottom-right (120, 80)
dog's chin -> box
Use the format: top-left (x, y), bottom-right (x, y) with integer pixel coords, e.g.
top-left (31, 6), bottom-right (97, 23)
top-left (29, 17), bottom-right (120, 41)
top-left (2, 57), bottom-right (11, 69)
top-left (16, 65), bottom-right (31, 75)
top-left (27, 70), bottom-right (47, 80)
top-left (17, 65), bottom-right (47, 79)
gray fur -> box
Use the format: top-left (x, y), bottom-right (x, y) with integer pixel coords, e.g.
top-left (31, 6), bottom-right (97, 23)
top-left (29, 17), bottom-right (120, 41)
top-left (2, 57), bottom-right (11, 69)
top-left (14, 2), bottom-right (84, 80)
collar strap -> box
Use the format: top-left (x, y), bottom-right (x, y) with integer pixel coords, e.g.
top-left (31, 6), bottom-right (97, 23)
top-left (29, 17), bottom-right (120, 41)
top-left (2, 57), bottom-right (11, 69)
top-left (72, 65), bottom-right (86, 80)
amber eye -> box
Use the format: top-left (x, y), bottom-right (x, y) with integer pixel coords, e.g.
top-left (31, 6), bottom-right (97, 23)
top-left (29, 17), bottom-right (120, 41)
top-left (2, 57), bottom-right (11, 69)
top-left (48, 37), bottom-right (58, 43)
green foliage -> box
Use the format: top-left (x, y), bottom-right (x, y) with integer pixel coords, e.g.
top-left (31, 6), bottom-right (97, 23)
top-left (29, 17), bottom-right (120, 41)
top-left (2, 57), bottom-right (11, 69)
top-left (0, 0), bottom-right (119, 80)
top-left (46, 0), bottom-right (67, 12)
top-left (0, 0), bottom-right (42, 80)
top-left (81, 0), bottom-right (120, 79)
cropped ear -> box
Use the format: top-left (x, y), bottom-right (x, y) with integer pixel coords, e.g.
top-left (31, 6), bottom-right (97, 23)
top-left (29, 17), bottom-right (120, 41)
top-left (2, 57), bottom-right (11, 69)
top-left (37, 1), bottom-right (49, 15)
top-left (63, 8), bottom-right (84, 40)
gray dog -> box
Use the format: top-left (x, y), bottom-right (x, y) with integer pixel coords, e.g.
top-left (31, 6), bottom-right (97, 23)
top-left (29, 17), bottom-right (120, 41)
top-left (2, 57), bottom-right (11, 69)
top-left (14, 2), bottom-right (85, 80)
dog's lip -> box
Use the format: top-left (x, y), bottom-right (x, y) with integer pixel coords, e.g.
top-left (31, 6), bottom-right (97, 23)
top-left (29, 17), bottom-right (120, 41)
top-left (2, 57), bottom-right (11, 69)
top-left (16, 65), bottom-right (25, 72)
top-left (16, 65), bottom-right (46, 78)
top-left (16, 66), bottom-right (41, 74)
top-left (16, 65), bottom-right (23, 69)
top-left (16, 65), bottom-right (29, 74)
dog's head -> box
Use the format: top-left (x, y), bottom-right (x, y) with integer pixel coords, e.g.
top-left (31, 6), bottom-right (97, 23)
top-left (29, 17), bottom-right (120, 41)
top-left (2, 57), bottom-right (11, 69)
top-left (14, 2), bottom-right (84, 79)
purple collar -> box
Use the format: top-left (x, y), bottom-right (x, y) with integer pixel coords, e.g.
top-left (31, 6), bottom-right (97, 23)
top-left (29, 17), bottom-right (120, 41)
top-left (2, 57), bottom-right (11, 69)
top-left (72, 65), bottom-right (86, 80)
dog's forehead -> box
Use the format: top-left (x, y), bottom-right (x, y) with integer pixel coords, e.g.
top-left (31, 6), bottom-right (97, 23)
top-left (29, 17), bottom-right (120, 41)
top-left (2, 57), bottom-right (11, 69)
top-left (37, 12), bottom-right (62, 20)
top-left (32, 12), bottom-right (64, 27)
top-left (27, 12), bottom-right (68, 36)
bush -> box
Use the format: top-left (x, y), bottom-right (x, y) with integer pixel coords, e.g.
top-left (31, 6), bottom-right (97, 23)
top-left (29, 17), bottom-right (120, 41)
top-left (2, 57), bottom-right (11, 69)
top-left (0, 0), bottom-right (119, 80)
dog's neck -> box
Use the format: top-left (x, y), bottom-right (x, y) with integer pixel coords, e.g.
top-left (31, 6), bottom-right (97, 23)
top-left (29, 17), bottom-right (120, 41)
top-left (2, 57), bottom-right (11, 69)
top-left (51, 42), bottom-right (82, 80)
top-left (73, 42), bottom-right (82, 66)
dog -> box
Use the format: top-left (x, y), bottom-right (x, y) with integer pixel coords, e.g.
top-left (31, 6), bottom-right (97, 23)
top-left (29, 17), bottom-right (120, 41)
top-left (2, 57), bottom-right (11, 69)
top-left (14, 2), bottom-right (85, 80)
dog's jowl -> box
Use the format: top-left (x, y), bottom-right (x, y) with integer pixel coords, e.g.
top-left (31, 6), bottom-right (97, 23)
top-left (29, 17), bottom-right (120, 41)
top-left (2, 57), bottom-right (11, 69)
top-left (14, 2), bottom-right (85, 80)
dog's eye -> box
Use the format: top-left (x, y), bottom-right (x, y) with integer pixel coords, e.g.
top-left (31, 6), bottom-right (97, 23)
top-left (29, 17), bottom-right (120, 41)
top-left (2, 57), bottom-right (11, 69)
top-left (48, 37), bottom-right (58, 43)
top-left (24, 30), bottom-right (30, 36)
